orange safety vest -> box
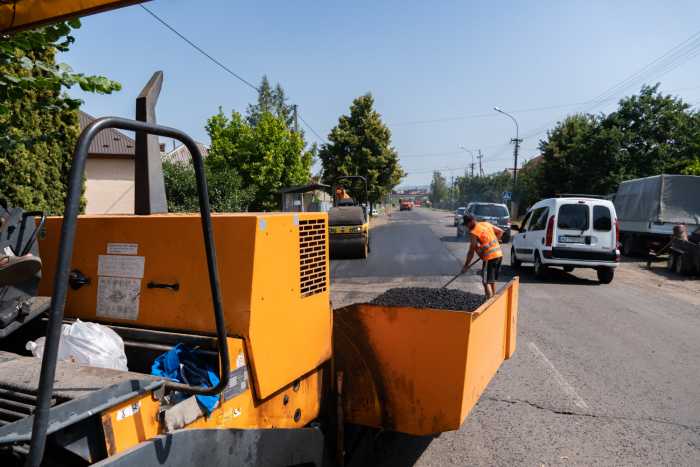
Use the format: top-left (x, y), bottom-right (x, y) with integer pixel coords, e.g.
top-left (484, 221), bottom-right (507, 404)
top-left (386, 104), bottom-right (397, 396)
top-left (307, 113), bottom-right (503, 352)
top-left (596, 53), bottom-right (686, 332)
top-left (470, 222), bottom-right (503, 261)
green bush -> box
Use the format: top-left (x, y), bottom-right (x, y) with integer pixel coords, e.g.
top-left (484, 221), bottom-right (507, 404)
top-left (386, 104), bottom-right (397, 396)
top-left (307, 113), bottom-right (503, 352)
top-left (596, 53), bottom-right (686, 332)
top-left (162, 161), bottom-right (256, 213)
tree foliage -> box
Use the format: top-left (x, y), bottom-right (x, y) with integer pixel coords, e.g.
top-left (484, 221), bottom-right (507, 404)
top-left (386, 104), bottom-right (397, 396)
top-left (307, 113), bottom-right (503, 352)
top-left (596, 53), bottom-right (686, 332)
top-left (246, 75), bottom-right (294, 131)
top-left (0, 20), bottom-right (121, 214)
top-left (456, 172), bottom-right (512, 205)
top-left (429, 170), bottom-right (448, 207)
top-left (319, 93), bottom-right (405, 204)
top-left (206, 108), bottom-right (312, 211)
top-left (162, 161), bottom-right (256, 213)
top-left (509, 84), bottom-right (700, 211)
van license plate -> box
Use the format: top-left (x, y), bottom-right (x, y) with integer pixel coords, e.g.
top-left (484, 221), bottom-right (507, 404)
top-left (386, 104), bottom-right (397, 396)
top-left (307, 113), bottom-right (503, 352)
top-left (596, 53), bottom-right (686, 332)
top-left (559, 236), bottom-right (585, 244)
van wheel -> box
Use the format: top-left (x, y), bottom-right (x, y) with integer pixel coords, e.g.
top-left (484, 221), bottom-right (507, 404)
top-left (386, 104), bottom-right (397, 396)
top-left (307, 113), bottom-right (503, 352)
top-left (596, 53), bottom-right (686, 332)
top-left (510, 246), bottom-right (521, 269)
top-left (667, 253), bottom-right (676, 271)
top-left (533, 252), bottom-right (548, 280)
top-left (622, 235), bottom-right (634, 256)
top-left (563, 266), bottom-right (575, 272)
top-left (597, 267), bottom-right (614, 284)
top-left (501, 232), bottom-right (510, 244)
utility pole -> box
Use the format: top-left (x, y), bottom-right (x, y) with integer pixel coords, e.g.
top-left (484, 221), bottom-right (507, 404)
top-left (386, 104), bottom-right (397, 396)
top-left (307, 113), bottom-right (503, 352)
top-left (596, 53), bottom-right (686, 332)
top-left (478, 150), bottom-right (483, 178)
top-left (469, 163), bottom-right (475, 176)
top-left (511, 137), bottom-right (522, 186)
top-left (293, 104), bottom-right (298, 133)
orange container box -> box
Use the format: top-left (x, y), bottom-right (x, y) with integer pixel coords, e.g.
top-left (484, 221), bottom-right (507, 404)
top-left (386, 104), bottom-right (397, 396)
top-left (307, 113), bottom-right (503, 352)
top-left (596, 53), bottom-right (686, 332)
top-left (333, 277), bottom-right (518, 436)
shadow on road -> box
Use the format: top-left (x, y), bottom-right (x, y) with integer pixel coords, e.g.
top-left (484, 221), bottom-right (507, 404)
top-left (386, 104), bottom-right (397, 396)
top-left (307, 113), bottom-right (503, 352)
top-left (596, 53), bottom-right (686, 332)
top-left (500, 265), bottom-right (603, 286)
top-left (375, 432), bottom-right (440, 467)
top-left (439, 235), bottom-right (463, 243)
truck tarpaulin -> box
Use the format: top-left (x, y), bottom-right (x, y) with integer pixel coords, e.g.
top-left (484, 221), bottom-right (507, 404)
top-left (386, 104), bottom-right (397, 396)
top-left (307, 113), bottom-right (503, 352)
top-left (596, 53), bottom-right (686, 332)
top-left (614, 175), bottom-right (700, 224)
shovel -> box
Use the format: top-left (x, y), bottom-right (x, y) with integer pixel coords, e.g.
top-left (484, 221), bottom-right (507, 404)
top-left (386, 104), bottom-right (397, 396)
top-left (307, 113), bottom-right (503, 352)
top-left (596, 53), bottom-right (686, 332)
top-left (441, 258), bottom-right (481, 289)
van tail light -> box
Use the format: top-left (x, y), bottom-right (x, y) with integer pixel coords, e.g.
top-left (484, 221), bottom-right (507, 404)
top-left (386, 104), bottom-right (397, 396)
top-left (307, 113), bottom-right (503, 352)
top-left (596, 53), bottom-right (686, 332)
top-left (545, 215), bottom-right (555, 247)
top-left (615, 218), bottom-right (619, 244)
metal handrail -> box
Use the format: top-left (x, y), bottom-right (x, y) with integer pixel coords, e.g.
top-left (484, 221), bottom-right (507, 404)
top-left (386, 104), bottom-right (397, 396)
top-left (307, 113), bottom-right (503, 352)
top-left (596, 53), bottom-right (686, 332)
top-left (24, 117), bottom-right (230, 467)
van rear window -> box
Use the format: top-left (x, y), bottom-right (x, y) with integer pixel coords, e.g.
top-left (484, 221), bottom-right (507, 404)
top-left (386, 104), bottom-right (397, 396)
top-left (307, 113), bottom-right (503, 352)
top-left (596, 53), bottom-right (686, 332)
top-left (474, 205), bottom-right (508, 217)
top-left (558, 204), bottom-right (589, 230)
top-left (593, 205), bottom-right (612, 231)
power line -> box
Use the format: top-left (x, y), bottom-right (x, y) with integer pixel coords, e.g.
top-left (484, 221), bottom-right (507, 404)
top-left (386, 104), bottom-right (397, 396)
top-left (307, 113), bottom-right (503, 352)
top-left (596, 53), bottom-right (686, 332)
top-left (140, 5), bottom-right (260, 92)
top-left (297, 114), bottom-right (326, 143)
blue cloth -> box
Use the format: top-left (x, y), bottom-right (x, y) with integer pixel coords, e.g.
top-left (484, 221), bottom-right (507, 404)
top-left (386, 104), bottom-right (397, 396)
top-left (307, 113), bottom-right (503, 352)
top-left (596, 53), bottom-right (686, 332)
top-left (151, 343), bottom-right (220, 413)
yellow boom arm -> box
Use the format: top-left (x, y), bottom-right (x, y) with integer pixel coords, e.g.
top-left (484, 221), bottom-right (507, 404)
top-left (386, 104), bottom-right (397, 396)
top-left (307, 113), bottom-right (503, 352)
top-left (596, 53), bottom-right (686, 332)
top-left (0, 0), bottom-right (151, 34)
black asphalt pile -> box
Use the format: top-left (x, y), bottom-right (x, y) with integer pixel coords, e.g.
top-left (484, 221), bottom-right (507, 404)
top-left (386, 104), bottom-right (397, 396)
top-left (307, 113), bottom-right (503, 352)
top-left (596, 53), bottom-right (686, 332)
top-left (369, 287), bottom-right (488, 312)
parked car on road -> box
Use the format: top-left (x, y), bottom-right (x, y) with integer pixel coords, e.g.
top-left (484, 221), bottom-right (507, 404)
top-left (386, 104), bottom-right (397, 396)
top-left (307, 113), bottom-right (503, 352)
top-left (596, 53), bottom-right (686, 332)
top-left (510, 195), bottom-right (620, 283)
top-left (454, 207), bottom-right (466, 226)
top-left (457, 202), bottom-right (512, 243)
top-left (371, 209), bottom-right (378, 216)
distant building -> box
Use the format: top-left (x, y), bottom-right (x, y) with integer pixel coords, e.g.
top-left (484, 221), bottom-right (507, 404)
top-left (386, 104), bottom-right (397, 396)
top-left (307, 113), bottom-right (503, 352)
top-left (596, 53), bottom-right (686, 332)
top-left (161, 142), bottom-right (210, 165)
top-left (80, 110), bottom-right (210, 214)
top-left (80, 110), bottom-right (137, 215)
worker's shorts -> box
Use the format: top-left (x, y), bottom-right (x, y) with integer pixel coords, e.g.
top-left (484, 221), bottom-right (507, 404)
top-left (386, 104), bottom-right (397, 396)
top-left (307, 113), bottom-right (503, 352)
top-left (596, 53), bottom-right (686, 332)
top-left (482, 257), bottom-right (502, 284)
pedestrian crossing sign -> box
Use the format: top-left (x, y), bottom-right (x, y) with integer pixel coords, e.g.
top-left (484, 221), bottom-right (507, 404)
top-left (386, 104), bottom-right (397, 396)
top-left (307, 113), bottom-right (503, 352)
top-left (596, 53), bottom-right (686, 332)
top-left (502, 191), bottom-right (511, 200)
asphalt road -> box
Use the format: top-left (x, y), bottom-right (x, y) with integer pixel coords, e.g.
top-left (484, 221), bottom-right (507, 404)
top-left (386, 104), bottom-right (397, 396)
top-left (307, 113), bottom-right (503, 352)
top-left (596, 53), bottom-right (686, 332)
top-left (330, 207), bottom-right (700, 467)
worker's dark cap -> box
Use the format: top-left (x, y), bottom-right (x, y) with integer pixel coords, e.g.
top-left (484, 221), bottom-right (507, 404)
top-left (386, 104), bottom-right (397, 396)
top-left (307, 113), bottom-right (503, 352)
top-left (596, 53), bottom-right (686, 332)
top-left (461, 213), bottom-right (476, 225)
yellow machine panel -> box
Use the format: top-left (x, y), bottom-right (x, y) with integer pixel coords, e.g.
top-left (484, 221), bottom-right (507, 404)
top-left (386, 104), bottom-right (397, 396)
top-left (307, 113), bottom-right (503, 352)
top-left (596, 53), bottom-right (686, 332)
top-left (333, 278), bottom-right (519, 436)
top-left (38, 213), bottom-right (331, 399)
top-left (0, 0), bottom-right (150, 34)
top-left (100, 338), bottom-right (325, 457)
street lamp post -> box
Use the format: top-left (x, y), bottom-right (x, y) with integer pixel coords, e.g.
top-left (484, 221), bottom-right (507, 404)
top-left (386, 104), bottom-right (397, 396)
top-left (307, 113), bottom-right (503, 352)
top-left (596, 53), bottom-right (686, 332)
top-left (494, 107), bottom-right (521, 186)
top-left (458, 145), bottom-right (475, 177)
top-left (443, 164), bottom-right (454, 211)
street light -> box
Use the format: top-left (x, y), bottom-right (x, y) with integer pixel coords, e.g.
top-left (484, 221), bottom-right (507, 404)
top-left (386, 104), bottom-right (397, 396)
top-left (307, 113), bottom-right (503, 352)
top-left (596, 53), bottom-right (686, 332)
top-left (443, 164), bottom-right (454, 211)
top-left (494, 107), bottom-right (520, 186)
top-left (458, 145), bottom-right (475, 177)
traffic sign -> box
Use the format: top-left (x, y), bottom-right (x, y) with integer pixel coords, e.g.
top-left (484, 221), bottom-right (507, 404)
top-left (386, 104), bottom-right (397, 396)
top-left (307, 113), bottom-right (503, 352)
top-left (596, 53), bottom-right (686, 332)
top-left (452, 198), bottom-right (455, 202)
top-left (440, 199), bottom-right (443, 203)
top-left (502, 191), bottom-right (511, 200)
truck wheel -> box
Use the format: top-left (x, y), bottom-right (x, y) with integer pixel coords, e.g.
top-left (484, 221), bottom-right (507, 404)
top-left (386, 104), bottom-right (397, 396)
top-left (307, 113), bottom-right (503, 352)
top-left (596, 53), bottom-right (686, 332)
top-left (622, 235), bottom-right (634, 256)
top-left (597, 267), bottom-right (614, 284)
top-left (510, 246), bottom-right (521, 269)
top-left (667, 253), bottom-right (676, 271)
top-left (675, 254), bottom-right (685, 275)
top-left (533, 252), bottom-right (548, 280)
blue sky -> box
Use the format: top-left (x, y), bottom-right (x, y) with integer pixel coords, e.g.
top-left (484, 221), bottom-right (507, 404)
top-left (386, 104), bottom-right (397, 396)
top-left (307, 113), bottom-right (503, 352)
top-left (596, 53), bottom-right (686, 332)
top-left (62, 0), bottom-right (700, 187)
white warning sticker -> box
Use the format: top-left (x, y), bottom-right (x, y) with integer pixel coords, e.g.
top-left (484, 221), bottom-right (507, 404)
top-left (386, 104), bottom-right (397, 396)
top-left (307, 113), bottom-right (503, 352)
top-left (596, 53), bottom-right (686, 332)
top-left (107, 243), bottom-right (138, 255)
top-left (96, 277), bottom-right (141, 320)
top-left (236, 353), bottom-right (245, 368)
top-left (97, 255), bottom-right (145, 279)
top-left (116, 402), bottom-right (141, 421)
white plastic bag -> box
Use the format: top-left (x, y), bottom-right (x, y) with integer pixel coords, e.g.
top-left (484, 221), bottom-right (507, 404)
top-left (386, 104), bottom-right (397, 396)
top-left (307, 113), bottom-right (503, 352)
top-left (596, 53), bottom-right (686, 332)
top-left (26, 320), bottom-right (128, 371)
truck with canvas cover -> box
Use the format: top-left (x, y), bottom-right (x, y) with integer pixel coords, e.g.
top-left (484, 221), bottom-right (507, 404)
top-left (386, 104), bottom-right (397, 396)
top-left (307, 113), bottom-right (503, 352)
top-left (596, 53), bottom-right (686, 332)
top-left (612, 175), bottom-right (700, 256)
top-left (328, 176), bottom-right (370, 259)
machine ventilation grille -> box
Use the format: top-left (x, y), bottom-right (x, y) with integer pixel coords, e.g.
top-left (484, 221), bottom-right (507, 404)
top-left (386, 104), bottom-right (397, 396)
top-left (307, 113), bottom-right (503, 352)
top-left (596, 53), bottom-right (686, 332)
top-left (299, 218), bottom-right (327, 298)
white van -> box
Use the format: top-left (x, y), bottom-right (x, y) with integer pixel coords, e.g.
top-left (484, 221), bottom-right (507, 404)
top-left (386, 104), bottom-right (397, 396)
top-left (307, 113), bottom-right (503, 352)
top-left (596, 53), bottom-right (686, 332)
top-left (510, 195), bottom-right (620, 283)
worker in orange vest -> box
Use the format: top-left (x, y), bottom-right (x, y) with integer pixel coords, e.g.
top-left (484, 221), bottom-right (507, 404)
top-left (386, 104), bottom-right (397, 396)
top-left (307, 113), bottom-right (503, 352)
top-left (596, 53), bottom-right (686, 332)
top-left (335, 187), bottom-right (350, 199)
top-left (461, 213), bottom-right (504, 297)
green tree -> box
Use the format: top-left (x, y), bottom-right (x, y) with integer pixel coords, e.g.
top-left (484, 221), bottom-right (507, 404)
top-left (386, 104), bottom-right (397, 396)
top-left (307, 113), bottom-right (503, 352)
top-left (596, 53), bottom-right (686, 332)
top-left (246, 75), bottom-right (294, 131)
top-left (429, 170), bottom-right (448, 207)
top-left (319, 93), bottom-right (405, 205)
top-left (206, 108), bottom-right (312, 211)
top-left (162, 161), bottom-right (256, 213)
top-left (456, 172), bottom-right (512, 205)
top-left (0, 20), bottom-right (121, 214)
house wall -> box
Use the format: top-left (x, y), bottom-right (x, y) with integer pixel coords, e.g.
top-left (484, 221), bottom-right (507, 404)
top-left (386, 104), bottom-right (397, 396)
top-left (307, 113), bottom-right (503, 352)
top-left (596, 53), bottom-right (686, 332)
top-left (84, 157), bottom-right (135, 214)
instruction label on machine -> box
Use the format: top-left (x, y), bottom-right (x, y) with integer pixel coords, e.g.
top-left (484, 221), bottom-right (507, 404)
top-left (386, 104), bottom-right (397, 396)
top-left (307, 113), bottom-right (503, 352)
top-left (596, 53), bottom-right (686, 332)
top-left (223, 365), bottom-right (249, 402)
top-left (96, 277), bottom-right (141, 320)
top-left (107, 243), bottom-right (138, 255)
top-left (97, 255), bottom-right (145, 279)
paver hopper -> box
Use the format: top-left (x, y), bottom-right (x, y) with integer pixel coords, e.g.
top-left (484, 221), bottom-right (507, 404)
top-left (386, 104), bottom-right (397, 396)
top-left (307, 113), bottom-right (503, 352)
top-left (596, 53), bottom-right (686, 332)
top-left (333, 278), bottom-right (519, 436)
